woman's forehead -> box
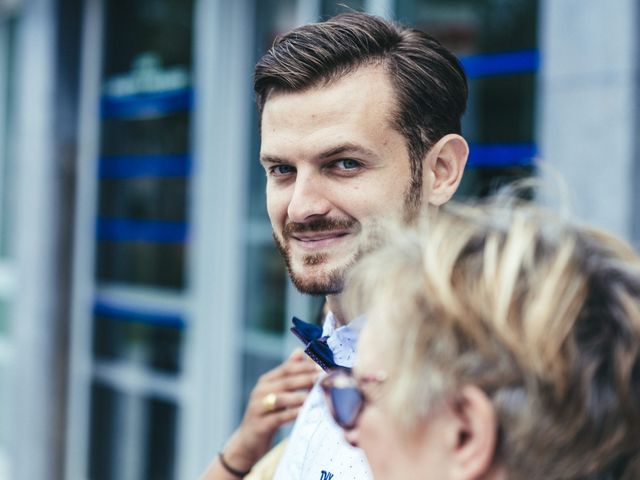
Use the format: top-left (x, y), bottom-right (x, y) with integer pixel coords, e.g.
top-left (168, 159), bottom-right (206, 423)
top-left (355, 315), bottom-right (391, 373)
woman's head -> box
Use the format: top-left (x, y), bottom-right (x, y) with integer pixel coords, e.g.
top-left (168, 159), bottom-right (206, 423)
top-left (341, 200), bottom-right (640, 480)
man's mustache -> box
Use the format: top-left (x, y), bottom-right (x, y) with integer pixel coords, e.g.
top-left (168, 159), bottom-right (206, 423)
top-left (283, 218), bottom-right (357, 236)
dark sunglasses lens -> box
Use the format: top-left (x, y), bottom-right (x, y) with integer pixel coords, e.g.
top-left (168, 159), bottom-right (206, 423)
top-left (330, 386), bottom-right (363, 429)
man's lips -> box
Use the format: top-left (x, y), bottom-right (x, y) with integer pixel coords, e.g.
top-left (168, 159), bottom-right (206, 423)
top-left (288, 230), bottom-right (351, 251)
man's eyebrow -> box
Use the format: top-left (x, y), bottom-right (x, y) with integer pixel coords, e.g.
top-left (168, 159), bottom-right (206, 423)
top-left (260, 143), bottom-right (379, 164)
top-left (318, 143), bottom-right (379, 159)
top-left (259, 154), bottom-right (288, 164)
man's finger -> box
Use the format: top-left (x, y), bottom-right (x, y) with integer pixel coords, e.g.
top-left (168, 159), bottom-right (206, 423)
top-left (269, 372), bottom-right (320, 393)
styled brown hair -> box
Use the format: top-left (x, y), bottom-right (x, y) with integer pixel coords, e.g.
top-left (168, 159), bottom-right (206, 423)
top-left (346, 200), bottom-right (640, 479)
top-left (254, 12), bottom-right (468, 208)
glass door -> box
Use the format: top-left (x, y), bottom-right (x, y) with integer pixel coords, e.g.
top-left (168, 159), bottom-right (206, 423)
top-left (68, 1), bottom-right (194, 479)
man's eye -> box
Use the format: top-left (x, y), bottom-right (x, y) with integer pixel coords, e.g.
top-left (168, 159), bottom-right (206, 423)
top-left (270, 165), bottom-right (294, 176)
top-left (334, 159), bottom-right (360, 170)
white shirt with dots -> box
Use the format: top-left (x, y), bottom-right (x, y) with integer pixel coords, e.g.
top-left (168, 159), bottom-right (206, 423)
top-left (273, 312), bottom-right (372, 480)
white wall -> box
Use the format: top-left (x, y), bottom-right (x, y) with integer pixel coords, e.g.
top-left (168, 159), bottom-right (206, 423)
top-left (539, 0), bottom-right (638, 242)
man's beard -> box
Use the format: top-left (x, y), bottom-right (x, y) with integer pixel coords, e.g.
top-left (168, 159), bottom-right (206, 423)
top-left (273, 217), bottom-right (360, 295)
top-left (403, 158), bottom-right (423, 223)
top-left (273, 175), bottom-right (420, 295)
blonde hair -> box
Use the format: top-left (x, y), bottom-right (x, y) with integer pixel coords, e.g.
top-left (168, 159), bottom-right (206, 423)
top-left (345, 200), bottom-right (640, 480)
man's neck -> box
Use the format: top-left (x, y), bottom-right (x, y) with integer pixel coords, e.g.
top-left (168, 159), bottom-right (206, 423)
top-left (326, 294), bottom-right (349, 327)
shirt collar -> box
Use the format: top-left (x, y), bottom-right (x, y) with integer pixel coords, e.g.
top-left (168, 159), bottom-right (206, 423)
top-left (321, 311), bottom-right (366, 368)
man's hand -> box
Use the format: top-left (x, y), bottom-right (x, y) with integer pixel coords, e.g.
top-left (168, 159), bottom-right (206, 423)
top-left (201, 349), bottom-right (320, 479)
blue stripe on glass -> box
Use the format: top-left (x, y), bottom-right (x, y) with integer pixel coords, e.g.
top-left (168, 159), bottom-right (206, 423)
top-left (94, 299), bottom-right (186, 329)
top-left (99, 154), bottom-right (191, 178)
top-left (467, 143), bottom-right (537, 168)
top-left (97, 219), bottom-right (188, 243)
top-left (460, 50), bottom-right (539, 78)
top-left (101, 88), bottom-right (193, 119)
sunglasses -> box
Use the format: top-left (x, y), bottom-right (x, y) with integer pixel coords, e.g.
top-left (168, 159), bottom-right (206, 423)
top-left (320, 368), bottom-right (387, 430)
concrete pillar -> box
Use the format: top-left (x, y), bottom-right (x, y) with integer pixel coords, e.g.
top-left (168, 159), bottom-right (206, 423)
top-left (539, 0), bottom-right (639, 243)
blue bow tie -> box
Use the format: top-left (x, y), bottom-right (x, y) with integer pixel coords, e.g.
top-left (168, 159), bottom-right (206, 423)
top-left (291, 317), bottom-right (348, 372)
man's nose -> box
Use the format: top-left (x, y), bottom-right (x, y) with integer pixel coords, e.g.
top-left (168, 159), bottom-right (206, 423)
top-left (287, 172), bottom-right (331, 222)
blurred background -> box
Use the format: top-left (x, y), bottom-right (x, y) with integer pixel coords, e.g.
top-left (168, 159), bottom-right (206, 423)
top-left (0, 0), bottom-right (638, 479)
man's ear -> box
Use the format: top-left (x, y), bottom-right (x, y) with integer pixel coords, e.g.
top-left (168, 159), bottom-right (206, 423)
top-left (448, 385), bottom-right (498, 480)
top-left (424, 134), bottom-right (468, 206)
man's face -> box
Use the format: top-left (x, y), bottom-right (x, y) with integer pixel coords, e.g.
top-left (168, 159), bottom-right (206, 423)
top-left (260, 65), bottom-right (430, 294)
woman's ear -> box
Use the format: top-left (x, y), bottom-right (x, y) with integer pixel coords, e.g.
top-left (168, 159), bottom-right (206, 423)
top-left (449, 385), bottom-right (498, 480)
top-left (424, 134), bottom-right (469, 206)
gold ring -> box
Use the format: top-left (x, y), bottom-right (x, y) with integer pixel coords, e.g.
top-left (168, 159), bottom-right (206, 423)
top-left (261, 392), bottom-right (278, 413)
